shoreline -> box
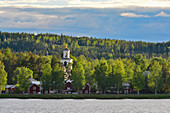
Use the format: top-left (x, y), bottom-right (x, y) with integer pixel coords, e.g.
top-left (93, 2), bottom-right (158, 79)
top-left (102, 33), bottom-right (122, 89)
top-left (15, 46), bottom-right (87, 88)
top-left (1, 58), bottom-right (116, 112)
top-left (0, 94), bottom-right (170, 99)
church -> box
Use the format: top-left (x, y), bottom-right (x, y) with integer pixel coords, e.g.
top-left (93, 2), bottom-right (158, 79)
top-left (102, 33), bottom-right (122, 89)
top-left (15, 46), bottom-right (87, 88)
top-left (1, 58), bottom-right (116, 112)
top-left (60, 45), bottom-right (73, 68)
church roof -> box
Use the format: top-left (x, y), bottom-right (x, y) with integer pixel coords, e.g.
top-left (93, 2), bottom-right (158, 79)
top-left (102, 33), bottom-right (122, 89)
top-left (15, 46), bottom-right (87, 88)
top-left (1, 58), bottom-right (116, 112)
top-left (61, 58), bottom-right (72, 60)
top-left (66, 79), bottom-right (73, 83)
top-left (63, 48), bottom-right (69, 51)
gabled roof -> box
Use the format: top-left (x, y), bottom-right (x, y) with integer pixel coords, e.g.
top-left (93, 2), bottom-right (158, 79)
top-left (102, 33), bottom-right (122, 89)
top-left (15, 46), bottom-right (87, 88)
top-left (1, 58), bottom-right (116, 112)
top-left (32, 81), bottom-right (40, 85)
top-left (28, 78), bottom-right (37, 82)
top-left (5, 85), bottom-right (15, 88)
top-left (28, 78), bottom-right (40, 85)
top-left (66, 79), bottom-right (73, 83)
top-left (63, 48), bottom-right (69, 51)
top-left (122, 83), bottom-right (130, 87)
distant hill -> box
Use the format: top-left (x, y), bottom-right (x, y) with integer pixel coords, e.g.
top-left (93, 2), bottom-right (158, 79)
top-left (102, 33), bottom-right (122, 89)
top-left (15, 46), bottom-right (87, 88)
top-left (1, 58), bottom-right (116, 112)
top-left (0, 31), bottom-right (169, 59)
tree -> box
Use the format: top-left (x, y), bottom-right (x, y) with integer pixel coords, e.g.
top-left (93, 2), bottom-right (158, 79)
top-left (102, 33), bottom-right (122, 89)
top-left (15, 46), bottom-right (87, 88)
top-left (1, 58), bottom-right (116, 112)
top-left (94, 61), bottom-right (109, 93)
top-left (123, 59), bottom-right (135, 83)
top-left (148, 61), bottom-right (163, 94)
top-left (132, 65), bottom-right (146, 94)
top-left (51, 64), bottom-right (64, 92)
top-left (112, 59), bottom-right (125, 94)
top-left (13, 67), bottom-right (33, 93)
top-left (0, 61), bottom-right (7, 93)
top-left (167, 78), bottom-right (170, 93)
top-left (40, 63), bottom-right (52, 92)
top-left (71, 62), bottom-right (86, 91)
top-left (134, 55), bottom-right (148, 71)
top-left (84, 62), bottom-right (95, 86)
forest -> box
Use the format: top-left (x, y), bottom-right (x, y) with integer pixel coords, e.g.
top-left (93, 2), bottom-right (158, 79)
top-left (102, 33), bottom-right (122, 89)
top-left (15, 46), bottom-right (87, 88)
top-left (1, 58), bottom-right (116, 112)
top-left (0, 32), bottom-right (169, 59)
top-left (0, 32), bottom-right (169, 94)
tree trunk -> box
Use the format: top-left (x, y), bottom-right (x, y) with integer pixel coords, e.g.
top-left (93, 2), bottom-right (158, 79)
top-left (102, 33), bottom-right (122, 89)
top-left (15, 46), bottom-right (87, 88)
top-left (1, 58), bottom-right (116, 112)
top-left (117, 85), bottom-right (119, 94)
top-left (155, 82), bottom-right (157, 95)
top-left (137, 89), bottom-right (139, 95)
top-left (155, 88), bottom-right (157, 95)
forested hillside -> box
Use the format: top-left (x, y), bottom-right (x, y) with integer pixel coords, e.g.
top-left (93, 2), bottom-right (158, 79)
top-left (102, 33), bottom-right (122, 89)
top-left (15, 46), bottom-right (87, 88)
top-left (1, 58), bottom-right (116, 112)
top-left (0, 32), bottom-right (169, 94)
top-left (0, 32), bottom-right (169, 59)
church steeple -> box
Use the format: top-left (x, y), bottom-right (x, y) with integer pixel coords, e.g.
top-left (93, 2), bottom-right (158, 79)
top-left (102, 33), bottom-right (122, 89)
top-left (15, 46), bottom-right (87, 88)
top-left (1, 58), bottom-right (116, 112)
top-left (60, 45), bottom-right (73, 67)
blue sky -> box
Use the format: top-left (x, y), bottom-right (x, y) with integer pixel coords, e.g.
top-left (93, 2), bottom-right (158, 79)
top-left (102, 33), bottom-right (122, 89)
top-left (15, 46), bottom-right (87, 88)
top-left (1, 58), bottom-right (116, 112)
top-left (0, 0), bottom-right (170, 42)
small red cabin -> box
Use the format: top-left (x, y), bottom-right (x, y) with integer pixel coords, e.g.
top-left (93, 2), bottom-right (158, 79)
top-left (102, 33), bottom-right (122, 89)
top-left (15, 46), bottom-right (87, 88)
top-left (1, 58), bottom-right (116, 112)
top-left (84, 84), bottom-right (90, 94)
top-left (5, 85), bottom-right (15, 93)
top-left (79, 84), bottom-right (90, 94)
top-left (63, 79), bottom-right (73, 94)
top-left (28, 84), bottom-right (40, 94)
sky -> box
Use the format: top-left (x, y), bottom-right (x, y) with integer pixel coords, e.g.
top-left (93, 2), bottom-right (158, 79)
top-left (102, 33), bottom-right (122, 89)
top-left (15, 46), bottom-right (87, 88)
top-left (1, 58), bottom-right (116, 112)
top-left (0, 0), bottom-right (170, 42)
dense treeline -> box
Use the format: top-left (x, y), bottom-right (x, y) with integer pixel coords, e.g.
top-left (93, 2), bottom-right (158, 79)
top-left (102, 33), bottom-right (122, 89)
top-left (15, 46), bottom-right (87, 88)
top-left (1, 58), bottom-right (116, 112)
top-left (0, 32), bottom-right (169, 94)
top-left (0, 48), bottom-right (169, 94)
top-left (0, 32), bottom-right (169, 59)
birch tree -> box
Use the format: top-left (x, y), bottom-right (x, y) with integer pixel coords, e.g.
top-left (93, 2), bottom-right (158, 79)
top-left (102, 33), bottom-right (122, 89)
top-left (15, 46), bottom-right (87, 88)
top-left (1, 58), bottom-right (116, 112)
top-left (148, 61), bottom-right (163, 94)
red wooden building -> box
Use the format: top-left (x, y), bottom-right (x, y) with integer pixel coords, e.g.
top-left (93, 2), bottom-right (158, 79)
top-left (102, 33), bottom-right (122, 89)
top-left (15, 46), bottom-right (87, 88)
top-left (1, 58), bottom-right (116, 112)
top-left (28, 84), bottom-right (40, 94)
top-left (79, 83), bottom-right (90, 94)
top-left (5, 85), bottom-right (15, 93)
top-left (63, 79), bottom-right (73, 94)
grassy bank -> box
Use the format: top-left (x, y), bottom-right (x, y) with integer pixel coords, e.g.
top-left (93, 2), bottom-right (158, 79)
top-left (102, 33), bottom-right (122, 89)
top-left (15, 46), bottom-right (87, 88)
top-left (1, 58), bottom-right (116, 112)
top-left (0, 94), bottom-right (170, 99)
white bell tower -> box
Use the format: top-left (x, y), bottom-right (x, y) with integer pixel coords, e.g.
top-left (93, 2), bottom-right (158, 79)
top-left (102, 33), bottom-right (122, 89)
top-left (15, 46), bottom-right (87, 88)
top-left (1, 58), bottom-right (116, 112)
top-left (60, 45), bottom-right (73, 67)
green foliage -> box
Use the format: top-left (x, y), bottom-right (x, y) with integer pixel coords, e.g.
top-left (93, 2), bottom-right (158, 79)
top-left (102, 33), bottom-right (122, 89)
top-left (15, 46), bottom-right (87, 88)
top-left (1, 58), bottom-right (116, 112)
top-left (0, 31), bottom-right (169, 94)
top-left (71, 62), bottom-right (86, 91)
top-left (132, 65), bottom-right (146, 94)
top-left (51, 64), bottom-right (64, 92)
top-left (13, 67), bottom-right (33, 92)
top-left (1, 94), bottom-right (170, 99)
top-left (0, 32), bottom-right (169, 60)
top-left (94, 60), bottom-right (109, 93)
top-left (112, 59), bottom-right (125, 94)
top-left (0, 61), bottom-right (7, 91)
top-left (40, 63), bottom-right (52, 91)
top-left (123, 59), bottom-right (135, 82)
top-left (148, 61), bottom-right (163, 94)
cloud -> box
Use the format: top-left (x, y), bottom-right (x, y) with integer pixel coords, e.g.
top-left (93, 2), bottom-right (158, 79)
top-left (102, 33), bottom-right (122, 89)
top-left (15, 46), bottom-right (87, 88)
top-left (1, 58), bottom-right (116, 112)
top-left (0, 9), bottom-right (59, 29)
top-left (0, 11), bottom-right (6, 14)
top-left (120, 12), bottom-right (150, 17)
top-left (1, 0), bottom-right (170, 9)
top-left (0, 6), bottom-right (170, 42)
top-left (155, 11), bottom-right (170, 17)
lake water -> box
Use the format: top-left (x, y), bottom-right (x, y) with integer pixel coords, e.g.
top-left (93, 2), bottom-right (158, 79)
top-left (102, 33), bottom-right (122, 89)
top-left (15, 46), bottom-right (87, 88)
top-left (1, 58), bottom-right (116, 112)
top-left (0, 99), bottom-right (169, 113)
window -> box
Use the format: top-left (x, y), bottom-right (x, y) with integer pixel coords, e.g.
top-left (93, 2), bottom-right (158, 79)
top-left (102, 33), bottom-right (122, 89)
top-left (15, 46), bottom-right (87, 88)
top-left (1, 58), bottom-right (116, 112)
top-left (33, 91), bottom-right (36, 94)
top-left (64, 61), bottom-right (67, 66)
top-left (33, 86), bottom-right (36, 90)
top-left (85, 90), bottom-right (88, 94)
top-left (65, 52), bottom-right (67, 57)
top-left (67, 87), bottom-right (70, 90)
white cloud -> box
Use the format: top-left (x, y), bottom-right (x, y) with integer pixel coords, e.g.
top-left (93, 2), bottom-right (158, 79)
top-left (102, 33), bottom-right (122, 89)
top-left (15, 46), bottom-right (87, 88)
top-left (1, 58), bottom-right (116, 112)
top-left (0, 11), bottom-right (6, 14)
top-left (0, 10), bottom-right (59, 29)
top-left (155, 11), bottom-right (170, 17)
top-left (0, 0), bottom-right (170, 8)
top-left (120, 12), bottom-right (150, 17)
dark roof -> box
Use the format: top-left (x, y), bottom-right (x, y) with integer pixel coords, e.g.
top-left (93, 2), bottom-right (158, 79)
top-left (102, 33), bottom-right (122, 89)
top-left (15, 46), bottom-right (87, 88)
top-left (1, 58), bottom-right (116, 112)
top-left (61, 58), bottom-right (72, 60)
top-left (63, 48), bottom-right (69, 51)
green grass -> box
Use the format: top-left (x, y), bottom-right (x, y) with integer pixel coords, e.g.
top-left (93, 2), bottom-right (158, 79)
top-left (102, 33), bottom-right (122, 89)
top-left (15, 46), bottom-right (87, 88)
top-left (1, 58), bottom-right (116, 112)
top-left (0, 94), bottom-right (170, 99)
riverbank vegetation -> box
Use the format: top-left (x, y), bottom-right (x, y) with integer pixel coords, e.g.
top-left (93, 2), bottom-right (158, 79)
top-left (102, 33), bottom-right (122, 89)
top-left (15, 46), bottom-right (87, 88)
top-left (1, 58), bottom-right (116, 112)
top-left (0, 94), bottom-right (170, 99)
top-left (0, 32), bottom-right (169, 94)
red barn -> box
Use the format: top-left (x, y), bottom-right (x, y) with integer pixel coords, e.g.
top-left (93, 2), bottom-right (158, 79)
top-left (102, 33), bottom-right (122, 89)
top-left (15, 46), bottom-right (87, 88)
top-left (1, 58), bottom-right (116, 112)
top-left (28, 84), bottom-right (40, 94)
top-left (63, 79), bottom-right (73, 94)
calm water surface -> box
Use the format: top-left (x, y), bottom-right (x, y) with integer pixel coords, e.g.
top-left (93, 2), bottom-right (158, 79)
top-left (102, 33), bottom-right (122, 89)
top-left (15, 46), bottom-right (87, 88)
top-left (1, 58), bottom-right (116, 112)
top-left (0, 99), bottom-right (170, 113)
